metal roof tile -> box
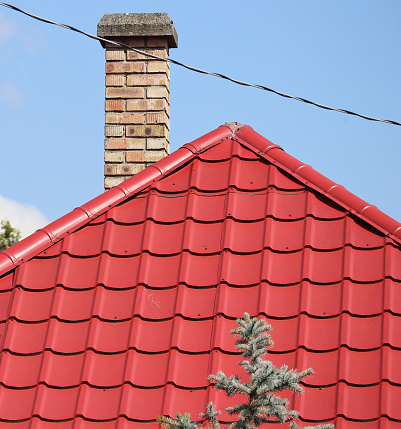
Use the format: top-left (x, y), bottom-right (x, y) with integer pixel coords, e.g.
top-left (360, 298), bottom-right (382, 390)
top-left (40, 352), bottom-right (85, 387)
top-left (228, 158), bottom-right (273, 191)
top-left (1, 124), bottom-right (401, 427)
top-left (183, 220), bottom-right (223, 254)
top-left (61, 223), bottom-right (105, 256)
top-left (0, 352), bottom-right (43, 388)
top-left (142, 222), bottom-right (186, 255)
top-left (75, 385), bottom-right (123, 421)
top-left (3, 319), bottom-right (50, 354)
top-left (15, 257), bottom-right (60, 290)
top-left (0, 386), bottom-right (36, 420)
top-left (0, 271), bottom-right (13, 291)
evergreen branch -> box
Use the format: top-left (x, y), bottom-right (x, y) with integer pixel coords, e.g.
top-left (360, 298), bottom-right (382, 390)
top-left (226, 403), bottom-right (249, 415)
top-left (157, 413), bottom-right (198, 429)
top-left (158, 312), bottom-right (335, 429)
top-left (200, 402), bottom-right (221, 429)
top-left (209, 372), bottom-right (250, 396)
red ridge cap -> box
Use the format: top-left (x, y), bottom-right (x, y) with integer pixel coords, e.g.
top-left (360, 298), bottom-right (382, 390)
top-left (235, 125), bottom-right (282, 154)
top-left (3, 122), bottom-right (400, 278)
top-left (0, 140), bottom-right (200, 278)
top-left (183, 125), bottom-right (233, 153)
top-left (238, 125), bottom-right (401, 244)
top-left (224, 122), bottom-right (245, 136)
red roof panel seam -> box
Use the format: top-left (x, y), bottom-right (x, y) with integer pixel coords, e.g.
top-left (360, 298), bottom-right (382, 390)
top-left (0, 267), bottom-right (23, 370)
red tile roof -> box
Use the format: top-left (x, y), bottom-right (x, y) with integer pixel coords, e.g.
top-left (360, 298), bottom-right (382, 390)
top-left (1, 123), bottom-right (401, 428)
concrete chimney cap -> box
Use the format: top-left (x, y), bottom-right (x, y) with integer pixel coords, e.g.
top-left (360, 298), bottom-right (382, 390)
top-left (97, 13), bottom-right (178, 48)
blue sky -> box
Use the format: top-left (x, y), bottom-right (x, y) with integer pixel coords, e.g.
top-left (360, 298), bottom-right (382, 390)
top-left (0, 1), bottom-right (400, 237)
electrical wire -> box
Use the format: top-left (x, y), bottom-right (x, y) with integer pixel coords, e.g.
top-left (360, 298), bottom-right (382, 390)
top-left (1, 2), bottom-right (400, 127)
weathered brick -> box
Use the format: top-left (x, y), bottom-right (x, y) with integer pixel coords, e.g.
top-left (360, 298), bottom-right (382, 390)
top-left (105, 50), bottom-right (125, 61)
top-left (146, 37), bottom-right (169, 48)
top-left (127, 48), bottom-right (168, 61)
top-left (106, 87), bottom-right (145, 99)
top-left (102, 36), bottom-right (145, 50)
top-left (126, 99), bottom-right (166, 111)
top-left (105, 138), bottom-right (146, 150)
top-left (147, 86), bottom-right (169, 100)
top-left (104, 151), bottom-right (124, 163)
top-left (126, 125), bottom-right (167, 138)
top-left (104, 176), bottom-right (126, 189)
top-left (105, 75), bottom-right (125, 87)
top-left (106, 112), bottom-right (146, 125)
top-left (127, 73), bottom-right (168, 87)
top-left (120, 36), bottom-right (146, 48)
top-left (147, 61), bottom-right (170, 75)
top-left (105, 138), bottom-right (125, 150)
top-left (147, 112), bottom-right (169, 128)
top-left (105, 125), bottom-right (124, 137)
top-left (101, 28), bottom-right (174, 190)
top-left (146, 138), bottom-right (169, 151)
top-left (106, 62), bottom-right (145, 74)
top-left (105, 164), bottom-right (145, 175)
top-left (105, 164), bottom-right (116, 175)
top-left (105, 100), bottom-right (124, 111)
top-left (126, 150), bottom-right (166, 163)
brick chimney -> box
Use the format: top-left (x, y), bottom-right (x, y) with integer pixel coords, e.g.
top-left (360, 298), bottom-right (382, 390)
top-left (97, 13), bottom-right (178, 190)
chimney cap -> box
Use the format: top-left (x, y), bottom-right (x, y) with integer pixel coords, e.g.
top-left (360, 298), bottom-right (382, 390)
top-left (97, 12), bottom-right (178, 48)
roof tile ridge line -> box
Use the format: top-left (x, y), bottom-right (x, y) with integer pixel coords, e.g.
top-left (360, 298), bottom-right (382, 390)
top-left (183, 124), bottom-right (235, 153)
top-left (223, 122), bottom-right (246, 137)
top-left (234, 125), bottom-right (283, 154)
top-left (236, 125), bottom-right (401, 245)
top-left (0, 126), bottom-right (232, 278)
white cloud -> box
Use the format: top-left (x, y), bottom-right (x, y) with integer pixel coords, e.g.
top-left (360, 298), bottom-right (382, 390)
top-left (0, 81), bottom-right (24, 107)
top-left (0, 195), bottom-right (50, 239)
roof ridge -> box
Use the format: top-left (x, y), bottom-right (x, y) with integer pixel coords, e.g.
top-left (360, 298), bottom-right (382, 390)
top-left (0, 125), bottom-right (233, 277)
top-left (223, 122), bottom-right (245, 136)
top-left (235, 125), bottom-right (401, 245)
top-left (2, 122), bottom-right (400, 278)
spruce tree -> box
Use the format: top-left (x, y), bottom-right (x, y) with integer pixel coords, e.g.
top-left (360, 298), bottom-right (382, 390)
top-left (158, 312), bottom-right (334, 429)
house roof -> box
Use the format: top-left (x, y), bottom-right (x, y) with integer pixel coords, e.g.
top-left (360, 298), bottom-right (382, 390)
top-left (0, 123), bottom-right (401, 428)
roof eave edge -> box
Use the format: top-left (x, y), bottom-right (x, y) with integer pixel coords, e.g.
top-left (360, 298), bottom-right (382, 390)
top-left (236, 125), bottom-right (401, 245)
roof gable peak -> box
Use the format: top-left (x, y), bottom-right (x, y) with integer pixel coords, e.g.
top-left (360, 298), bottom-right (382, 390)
top-left (1, 124), bottom-right (400, 278)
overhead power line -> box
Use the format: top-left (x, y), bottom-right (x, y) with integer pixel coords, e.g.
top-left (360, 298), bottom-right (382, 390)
top-left (1, 2), bottom-right (400, 127)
